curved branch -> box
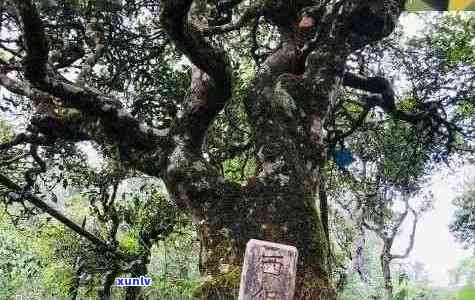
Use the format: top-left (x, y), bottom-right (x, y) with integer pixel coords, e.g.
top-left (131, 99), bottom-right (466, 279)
top-left (9, 0), bottom-right (119, 110)
top-left (343, 72), bottom-right (396, 110)
top-left (343, 72), bottom-right (438, 123)
top-left (0, 153), bottom-right (28, 166)
top-left (391, 208), bottom-right (418, 260)
top-left (390, 196), bottom-right (410, 239)
top-left (49, 42), bottom-right (85, 70)
top-left (160, 0), bottom-right (232, 90)
top-left (7, 0), bottom-right (172, 175)
top-left (343, 71), bottom-right (468, 156)
top-left (0, 69), bottom-right (54, 105)
top-left (160, 0), bottom-right (233, 146)
top-left (1, 72), bottom-right (169, 174)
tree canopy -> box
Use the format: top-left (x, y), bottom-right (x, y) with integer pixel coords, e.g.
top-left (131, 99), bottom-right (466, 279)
top-left (0, 0), bottom-right (474, 299)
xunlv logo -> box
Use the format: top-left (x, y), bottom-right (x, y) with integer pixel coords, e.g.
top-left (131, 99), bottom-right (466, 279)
top-left (115, 276), bottom-right (153, 286)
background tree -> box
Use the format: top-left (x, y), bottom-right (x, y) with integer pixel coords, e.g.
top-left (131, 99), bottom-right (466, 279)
top-left (329, 119), bottom-right (433, 299)
top-left (332, 12), bottom-right (474, 300)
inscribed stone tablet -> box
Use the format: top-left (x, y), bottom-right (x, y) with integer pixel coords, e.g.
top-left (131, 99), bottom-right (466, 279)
top-left (238, 239), bottom-right (298, 300)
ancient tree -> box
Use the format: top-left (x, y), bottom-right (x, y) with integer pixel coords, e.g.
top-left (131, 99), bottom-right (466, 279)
top-left (1, 0), bottom-right (471, 298)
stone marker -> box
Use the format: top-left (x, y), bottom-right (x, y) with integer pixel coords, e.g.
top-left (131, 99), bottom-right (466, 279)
top-left (238, 239), bottom-right (298, 300)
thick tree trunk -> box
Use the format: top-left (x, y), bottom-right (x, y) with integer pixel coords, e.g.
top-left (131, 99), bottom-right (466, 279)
top-left (191, 185), bottom-right (336, 299)
top-left (173, 30), bottom-right (341, 299)
top-left (159, 1), bottom-right (405, 299)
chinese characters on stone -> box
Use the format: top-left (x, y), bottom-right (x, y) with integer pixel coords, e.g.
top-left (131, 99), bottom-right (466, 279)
top-left (238, 239), bottom-right (298, 300)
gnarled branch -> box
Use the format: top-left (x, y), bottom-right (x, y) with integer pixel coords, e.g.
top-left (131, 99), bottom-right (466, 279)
top-left (160, 0), bottom-right (233, 146)
top-left (7, 0), bottom-right (172, 175)
top-left (160, 0), bottom-right (232, 90)
top-left (391, 207), bottom-right (419, 260)
top-left (343, 72), bottom-right (396, 112)
top-left (343, 71), bottom-right (466, 153)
